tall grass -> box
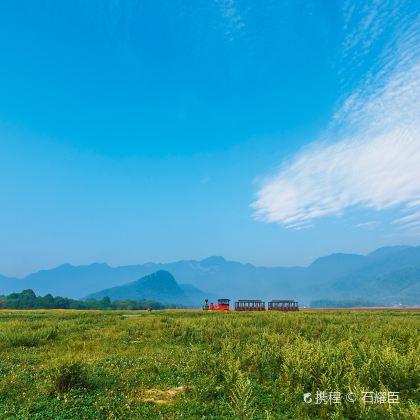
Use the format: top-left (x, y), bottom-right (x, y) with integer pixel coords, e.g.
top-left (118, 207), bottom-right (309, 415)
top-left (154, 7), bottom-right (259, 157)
top-left (0, 310), bottom-right (418, 418)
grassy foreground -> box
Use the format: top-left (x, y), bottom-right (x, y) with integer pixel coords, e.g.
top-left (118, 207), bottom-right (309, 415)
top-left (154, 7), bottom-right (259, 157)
top-left (0, 310), bottom-right (418, 419)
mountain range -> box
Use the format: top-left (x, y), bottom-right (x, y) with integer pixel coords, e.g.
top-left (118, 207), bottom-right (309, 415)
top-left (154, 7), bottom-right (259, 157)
top-left (1, 245), bottom-right (419, 306)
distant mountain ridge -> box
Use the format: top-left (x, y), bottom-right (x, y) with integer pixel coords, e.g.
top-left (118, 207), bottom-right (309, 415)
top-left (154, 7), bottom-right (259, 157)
top-left (1, 245), bottom-right (419, 305)
top-left (86, 270), bottom-right (210, 306)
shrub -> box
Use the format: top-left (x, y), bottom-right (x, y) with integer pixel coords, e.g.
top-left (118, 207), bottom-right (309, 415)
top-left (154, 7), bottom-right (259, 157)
top-left (51, 361), bottom-right (93, 394)
top-left (228, 371), bottom-right (256, 419)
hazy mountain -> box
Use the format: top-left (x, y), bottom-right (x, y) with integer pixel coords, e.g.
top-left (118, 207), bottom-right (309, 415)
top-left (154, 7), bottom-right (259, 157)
top-left (86, 270), bottom-right (211, 306)
top-left (331, 265), bottom-right (420, 305)
top-left (331, 247), bottom-right (420, 295)
top-left (0, 275), bottom-right (18, 295)
top-left (178, 284), bottom-right (215, 306)
top-left (20, 263), bottom-right (144, 298)
top-left (0, 245), bottom-right (419, 305)
top-left (307, 253), bottom-right (366, 281)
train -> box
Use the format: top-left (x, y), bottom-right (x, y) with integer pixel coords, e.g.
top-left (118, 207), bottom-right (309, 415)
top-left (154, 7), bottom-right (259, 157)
top-left (203, 298), bottom-right (299, 311)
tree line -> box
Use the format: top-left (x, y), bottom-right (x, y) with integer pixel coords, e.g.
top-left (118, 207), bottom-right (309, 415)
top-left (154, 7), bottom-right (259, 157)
top-left (0, 289), bottom-right (171, 310)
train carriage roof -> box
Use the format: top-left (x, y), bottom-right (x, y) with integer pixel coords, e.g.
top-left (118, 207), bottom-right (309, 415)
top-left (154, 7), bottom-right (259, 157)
top-left (269, 300), bottom-right (298, 303)
top-left (236, 299), bottom-right (264, 302)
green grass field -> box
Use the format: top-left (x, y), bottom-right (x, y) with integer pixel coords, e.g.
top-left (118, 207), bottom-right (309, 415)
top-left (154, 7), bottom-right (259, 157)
top-left (0, 310), bottom-right (418, 419)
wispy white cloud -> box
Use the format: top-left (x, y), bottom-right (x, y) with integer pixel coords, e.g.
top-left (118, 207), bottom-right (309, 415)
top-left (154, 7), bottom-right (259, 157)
top-left (253, 7), bottom-right (420, 232)
top-left (216, 0), bottom-right (245, 40)
top-left (356, 221), bottom-right (380, 230)
top-left (341, 0), bottom-right (398, 61)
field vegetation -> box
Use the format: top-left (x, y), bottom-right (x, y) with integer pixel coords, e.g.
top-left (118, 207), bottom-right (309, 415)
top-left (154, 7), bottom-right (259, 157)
top-left (0, 309), bottom-right (418, 419)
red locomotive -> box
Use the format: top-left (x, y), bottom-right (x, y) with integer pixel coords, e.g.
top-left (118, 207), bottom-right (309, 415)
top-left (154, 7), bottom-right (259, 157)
top-left (203, 298), bottom-right (230, 311)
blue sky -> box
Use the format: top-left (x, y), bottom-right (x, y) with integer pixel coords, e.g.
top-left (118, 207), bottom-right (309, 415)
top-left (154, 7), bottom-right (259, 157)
top-left (1, 0), bottom-right (419, 276)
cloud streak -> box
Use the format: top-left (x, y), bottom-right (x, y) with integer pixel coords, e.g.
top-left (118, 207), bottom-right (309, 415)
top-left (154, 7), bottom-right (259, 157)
top-left (253, 7), bottom-right (420, 231)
